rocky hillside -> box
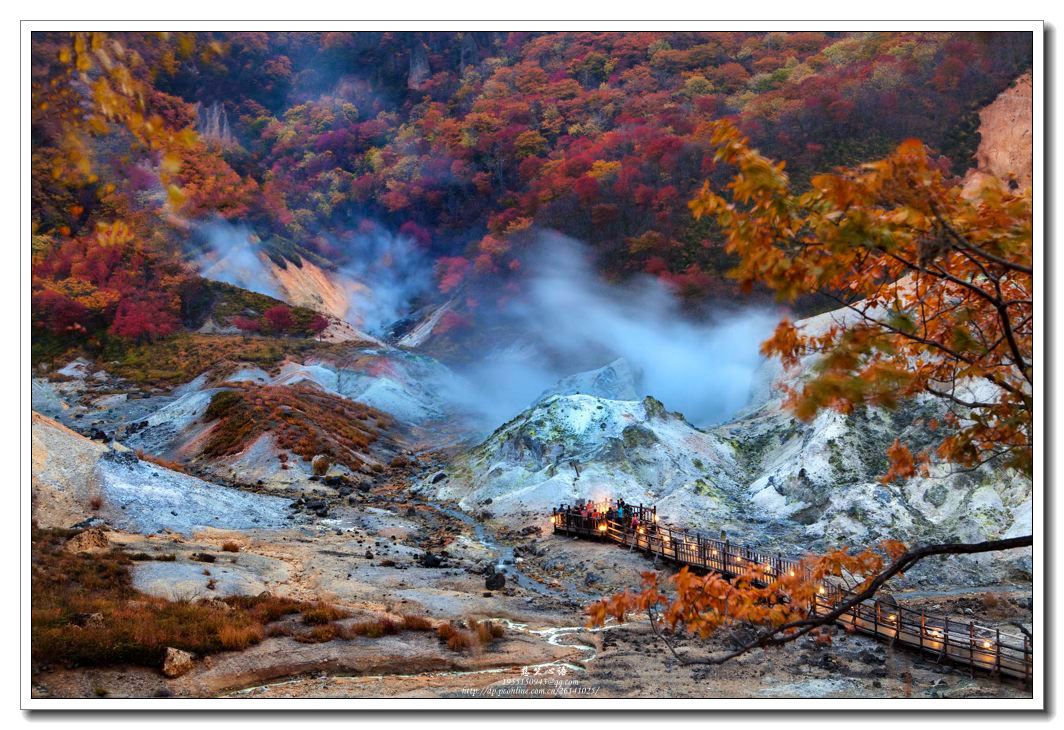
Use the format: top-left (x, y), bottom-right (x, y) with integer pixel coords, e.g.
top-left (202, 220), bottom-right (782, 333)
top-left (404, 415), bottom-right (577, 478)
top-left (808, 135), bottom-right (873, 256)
top-left (964, 71), bottom-right (1033, 193)
top-left (31, 413), bottom-right (291, 535)
top-left (424, 393), bottom-right (744, 526)
top-left (419, 307), bottom-right (1032, 586)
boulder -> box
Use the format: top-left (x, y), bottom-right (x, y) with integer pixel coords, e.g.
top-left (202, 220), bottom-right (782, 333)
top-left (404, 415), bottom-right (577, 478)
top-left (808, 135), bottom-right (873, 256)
top-left (485, 571), bottom-right (506, 590)
top-left (161, 647), bottom-right (194, 678)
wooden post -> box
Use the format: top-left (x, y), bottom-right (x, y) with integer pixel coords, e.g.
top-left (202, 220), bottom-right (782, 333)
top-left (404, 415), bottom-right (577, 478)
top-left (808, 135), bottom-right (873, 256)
top-left (939, 618), bottom-right (948, 663)
top-left (1024, 633), bottom-right (1031, 683)
top-left (995, 628), bottom-right (1001, 676)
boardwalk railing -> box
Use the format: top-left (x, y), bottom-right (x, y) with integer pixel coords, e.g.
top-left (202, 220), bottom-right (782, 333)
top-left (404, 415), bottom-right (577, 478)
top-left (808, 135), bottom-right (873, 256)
top-left (551, 503), bottom-right (1032, 682)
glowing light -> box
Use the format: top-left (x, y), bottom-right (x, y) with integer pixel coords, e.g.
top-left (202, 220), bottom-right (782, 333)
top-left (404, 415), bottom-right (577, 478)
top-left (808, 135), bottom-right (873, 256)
top-left (982, 640), bottom-right (993, 649)
top-left (653, 514), bottom-right (659, 523)
top-left (597, 523), bottom-right (607, 533)
top-left (638, 527), bottom-right (646, 535)
top-left (817, 586), bottom-right (826, 595)
top-left (887, 614), bottom-right (897, 623)
top-left (788, 570), bottom-right (796, 577)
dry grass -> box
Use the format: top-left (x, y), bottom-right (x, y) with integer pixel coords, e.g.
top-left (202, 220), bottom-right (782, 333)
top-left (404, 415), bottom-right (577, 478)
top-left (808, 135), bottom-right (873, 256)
top-left (220, 541), bottom-right (241, 553)
top-left (301, 602), bottom-right (351, 626)
top-left (32, 529), bottom-right (474, 670)
top-left (30, 526), bottom-right (329, 669)
top-left (136, 450), bottom-right (189, 475)
top-left (89, 495), bottom-right (102, 511)
top-left (401, 614), bottom-right (435, 632)
top-left (295, 623), bottom-right (341, 644)
top-left (436, 618), bottom-right (505, 653)
top-left (343, 617), bottom-right (402, 639)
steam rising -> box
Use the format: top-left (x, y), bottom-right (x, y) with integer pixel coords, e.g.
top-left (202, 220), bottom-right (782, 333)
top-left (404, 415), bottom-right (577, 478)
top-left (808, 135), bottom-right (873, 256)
top-left (338, 227), bottom-right (431, 335)
top-left (195, 223), bottom-right (282, 299)
top-left (196, 222), bottom-right (776, 430)
top-left (449, 234), bottom-right (779, 428)
top-left (194, 220), bottom-right (432, 335)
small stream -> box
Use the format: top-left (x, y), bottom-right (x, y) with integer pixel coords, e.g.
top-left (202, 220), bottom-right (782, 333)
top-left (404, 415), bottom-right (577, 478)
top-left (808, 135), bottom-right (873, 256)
top-left (227, 618), bottom-right (628, 698)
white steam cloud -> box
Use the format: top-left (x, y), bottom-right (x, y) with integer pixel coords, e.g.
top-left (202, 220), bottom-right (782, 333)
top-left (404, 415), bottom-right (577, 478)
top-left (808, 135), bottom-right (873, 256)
top-left (448, 233), bottom-right (779, 429)
top-left (336, 227), bottom-right (432, 335)
top-left (195, 222), bottom-right (282, 300)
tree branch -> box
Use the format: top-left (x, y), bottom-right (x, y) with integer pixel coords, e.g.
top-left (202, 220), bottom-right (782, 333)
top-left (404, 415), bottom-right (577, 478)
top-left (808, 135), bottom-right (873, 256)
top-left (651, 535), bottom-right (1033, 666)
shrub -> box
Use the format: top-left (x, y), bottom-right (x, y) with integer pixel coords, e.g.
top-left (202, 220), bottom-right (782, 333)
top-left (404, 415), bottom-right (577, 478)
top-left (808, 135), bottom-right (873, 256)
top-left (191, 553), bottom-right (216, 563)
top-left (446, 631), bottom-right (473, 652)
top-left (295, 623), bottom-right (339, 644)
top-left (225, 595), bottom-right (305, 623)
top-left (401, 614), bottom-right (434, 632)
top-left (89, 496), bottom-right (102, 511)
top-left (344, 617), bottom-right (402, 639)
top-left (218, 622), bottom-right (264, 650)
top-left (301, 602), bottom-right (350, 625)
top-left (220, 541), bottom-right (240, 553)
top-left (435, 619), bottom-right (504, 653)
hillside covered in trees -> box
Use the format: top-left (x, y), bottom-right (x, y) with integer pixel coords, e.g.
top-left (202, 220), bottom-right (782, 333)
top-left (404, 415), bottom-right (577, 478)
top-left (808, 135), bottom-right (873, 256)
top-left (32, 31), bottom-right (1031, 348)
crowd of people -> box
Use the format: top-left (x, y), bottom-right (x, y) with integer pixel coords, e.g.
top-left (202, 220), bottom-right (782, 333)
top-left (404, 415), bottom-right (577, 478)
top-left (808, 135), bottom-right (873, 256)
top-left (555, 498), bottom-right (653, 532)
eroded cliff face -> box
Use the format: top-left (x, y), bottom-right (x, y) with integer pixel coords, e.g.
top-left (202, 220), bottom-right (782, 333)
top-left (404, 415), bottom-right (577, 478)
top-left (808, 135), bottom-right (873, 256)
top-left (965, 72), bottom-right (1033, 192)
top-left (268, 257), bottom-right (367, 323)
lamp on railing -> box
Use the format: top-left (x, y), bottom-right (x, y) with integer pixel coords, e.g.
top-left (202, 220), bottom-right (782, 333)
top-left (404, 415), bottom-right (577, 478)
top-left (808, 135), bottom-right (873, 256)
top-left (597, 523), bottom-right (608, 533)
top-left (982, 640), bottom-right (994, 649)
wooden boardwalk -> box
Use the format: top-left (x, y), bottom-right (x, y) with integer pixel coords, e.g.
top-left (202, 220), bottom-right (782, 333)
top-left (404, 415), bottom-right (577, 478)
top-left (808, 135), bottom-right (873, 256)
top-left (551, 503), bottom-right (1033, 682)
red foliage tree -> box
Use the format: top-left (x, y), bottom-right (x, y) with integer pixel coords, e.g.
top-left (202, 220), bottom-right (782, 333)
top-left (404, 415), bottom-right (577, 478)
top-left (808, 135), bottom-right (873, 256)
top-left (108, 297), bottom-right (179, 343)
top-left (307, 313), bottom-right (329, 336)
top-left (232, 315), bottom-right (262, 333)
top-left (262, 305), bottom-right (295, 334)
